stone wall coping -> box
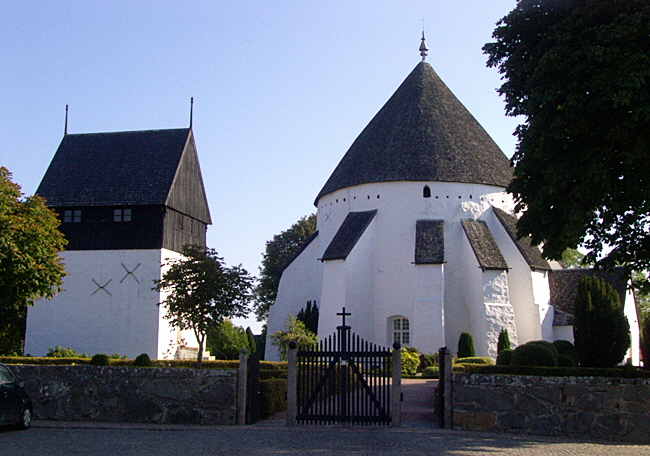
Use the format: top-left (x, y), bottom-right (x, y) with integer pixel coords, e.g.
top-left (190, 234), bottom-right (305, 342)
top-left (453, 372), bottom-right (650, 386)
top-left (12, 364), bottom-right (237, 377)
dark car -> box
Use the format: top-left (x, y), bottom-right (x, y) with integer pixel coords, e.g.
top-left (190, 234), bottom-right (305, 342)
top-left (0, 363), bottom-right (32, 430)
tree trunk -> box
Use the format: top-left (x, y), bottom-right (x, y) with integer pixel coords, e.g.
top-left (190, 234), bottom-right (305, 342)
top-left (196, 332), bottom-right (205, 369)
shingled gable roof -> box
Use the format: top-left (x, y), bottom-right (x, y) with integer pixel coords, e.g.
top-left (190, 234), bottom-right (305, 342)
top-left (549, 267), bottom-right (630, 326)
top-left (462, 220), bottom-right (508, 271)
top-left (316, 61), bottom-right (513, 204)
top-left (37, 128), bottom-right (211, 223)
top-left (321, 210), bottom-right (377, 261)
top-left (493, 207), bottom-right (551, 271)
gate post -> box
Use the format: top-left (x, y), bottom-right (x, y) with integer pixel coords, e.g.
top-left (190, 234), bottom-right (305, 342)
top-left (438, 346), bottom-right (453, 429)
top-left (237, 349), bottom-right (248, 425)
top-left (391, 342), bottom-right (402, 428)
top-left (286, 341), bottom-right (298, 426)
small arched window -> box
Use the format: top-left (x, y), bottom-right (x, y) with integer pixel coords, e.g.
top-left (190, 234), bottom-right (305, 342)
top-left (423, 186), bottom-right (431, 198)
top-left (392, 317), bottom-right (410, 345)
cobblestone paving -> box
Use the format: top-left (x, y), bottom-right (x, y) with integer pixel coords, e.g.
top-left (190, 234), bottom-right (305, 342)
top-left (1, 421), bottom-right (648, 456)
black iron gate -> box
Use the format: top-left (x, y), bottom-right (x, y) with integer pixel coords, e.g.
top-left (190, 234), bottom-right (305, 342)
top-left (295, 308), bottom-right (394, 425)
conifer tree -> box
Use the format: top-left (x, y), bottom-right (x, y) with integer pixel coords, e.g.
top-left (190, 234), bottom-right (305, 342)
top-left (296, 300), bottom-right (319, 334)
top-left (497, 328), bottom-right (511, 354)
top-left (573, 276), bottom-right (630, 368)
top-left (457, 332), bottom-right (475, 358)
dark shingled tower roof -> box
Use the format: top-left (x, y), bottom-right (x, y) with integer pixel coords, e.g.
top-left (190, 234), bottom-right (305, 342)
top-left (316, 61), bottom-right (512, 204)
top-left (38, 128), bottom-right (193, 207)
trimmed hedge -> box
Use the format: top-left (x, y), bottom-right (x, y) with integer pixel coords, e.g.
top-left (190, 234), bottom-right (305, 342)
top-left (464, 364), bottom-right (650, 378)
top-left (0, 356), bottom-right (287, 371)
top-left (259, 378), bottom-right (287, 419)
top-left (456, 357), bottom-right (493, 365)
top-left (422, 365), bottom-right (467, 379)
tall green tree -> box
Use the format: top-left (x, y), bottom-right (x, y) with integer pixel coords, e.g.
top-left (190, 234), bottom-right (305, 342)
top-left (573, 276), bottom-right (630, 367)
top-left (254, 214), bottom-right (316, 321)
top-left (206, 318), bottom-right (253, 360)
top-left (484, 0), bottom-right (650, 289)
top-left (154, 245), bottom-right (253, 368)
top-left (0, 167), bottom-right (67, 355)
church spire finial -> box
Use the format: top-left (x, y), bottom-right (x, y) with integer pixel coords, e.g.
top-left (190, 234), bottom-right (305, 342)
top-left (189, 97), bottom-right (194, 129)
top-left (419, 30), bottom-right (428, 61)
top-left (64, 104), bottom-right (69, 136)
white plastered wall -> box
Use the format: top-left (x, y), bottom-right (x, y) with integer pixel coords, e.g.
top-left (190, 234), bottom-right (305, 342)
top-left (26, 249), bottom-right (198, 359)
top-left (625, 289), bottom-right (640, 366)
top-left (265, 237), bottom-right (323, 361)
top-left (483, 208), bottom-right (543, 346)
top-left (268, 180), bottom-right (531, 359)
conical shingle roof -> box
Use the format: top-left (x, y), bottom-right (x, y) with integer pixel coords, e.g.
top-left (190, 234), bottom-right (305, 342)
top-left (316, 61), bottom-right (512, 203)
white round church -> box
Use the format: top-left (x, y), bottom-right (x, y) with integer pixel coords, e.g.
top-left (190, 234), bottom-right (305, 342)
top-left (266, 42), bottom-right (640, 363)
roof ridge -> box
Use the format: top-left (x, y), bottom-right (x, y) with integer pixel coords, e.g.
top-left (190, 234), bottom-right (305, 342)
top-left (65, 127), bottom-right (190, 137)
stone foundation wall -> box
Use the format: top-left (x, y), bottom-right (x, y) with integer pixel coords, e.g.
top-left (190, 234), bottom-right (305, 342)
top-left (12, 365), bottom-right (237, 425)
top-left (452, 373), bottom-right (650, 443)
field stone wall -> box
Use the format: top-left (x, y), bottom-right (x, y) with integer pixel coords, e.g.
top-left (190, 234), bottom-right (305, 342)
top-left (12, 365), bottom-right (237, 425)
top-left (452, 373), bottom-right (650, 443)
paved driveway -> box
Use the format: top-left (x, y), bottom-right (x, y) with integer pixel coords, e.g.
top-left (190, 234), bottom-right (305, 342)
top-left (2, 421), bottom-right (648, 456)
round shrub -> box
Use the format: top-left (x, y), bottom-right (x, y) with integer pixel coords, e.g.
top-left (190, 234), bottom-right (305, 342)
top-left (553, 340), bottom-right (579, 365)
top-left (525, 340), bottom-right (559, 365)
top-left (133, 353), bottom-right (153, 367)
top-left (90, 353), bottom-right (110, 366)
top-left (558, 353), bottom-right (577, 367)
top-left (496, 348), bottom-right (513, 366)
top-left (510, 343), bottom-right (558, 367)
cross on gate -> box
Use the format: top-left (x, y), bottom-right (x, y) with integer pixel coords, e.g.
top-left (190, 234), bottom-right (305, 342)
top-left (120, 263), bottom-right (141, 284)
top-left (91, 279), bottom-right (112, 296)
top-left (337, 307), bottom-right (351, 329)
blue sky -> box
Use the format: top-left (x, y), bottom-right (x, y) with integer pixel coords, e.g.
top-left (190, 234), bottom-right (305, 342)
top-left (1, 1), bottom-right (519, 332)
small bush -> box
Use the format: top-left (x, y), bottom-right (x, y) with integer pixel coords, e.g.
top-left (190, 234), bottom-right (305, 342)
top-left (457, 332), bottom-right (475, 358)
top-left (496, 349), bottom-right (513, 366)
top-left (419, 353), bottom-right (438, 371)
top-left (553, 340), bottom-right (579, 366)
top-left (558, 353), bottom-right (577, 367)
top-left (401, 349), bottom-right (420, 375)
top-left (422, 366), bottom-right (439, 378)
top-left (133, 353), bottom-right (152, 367)
top-left (90, 353), bottom-right (110, 366)
top-left (259, 378), bottom-right (287, 419)
top-left (510, 343), bottom-right (558, 367)
top-left (46, 346), bottom-right (88, 358)
top-left (456, 357), bottom-right (493, 365)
